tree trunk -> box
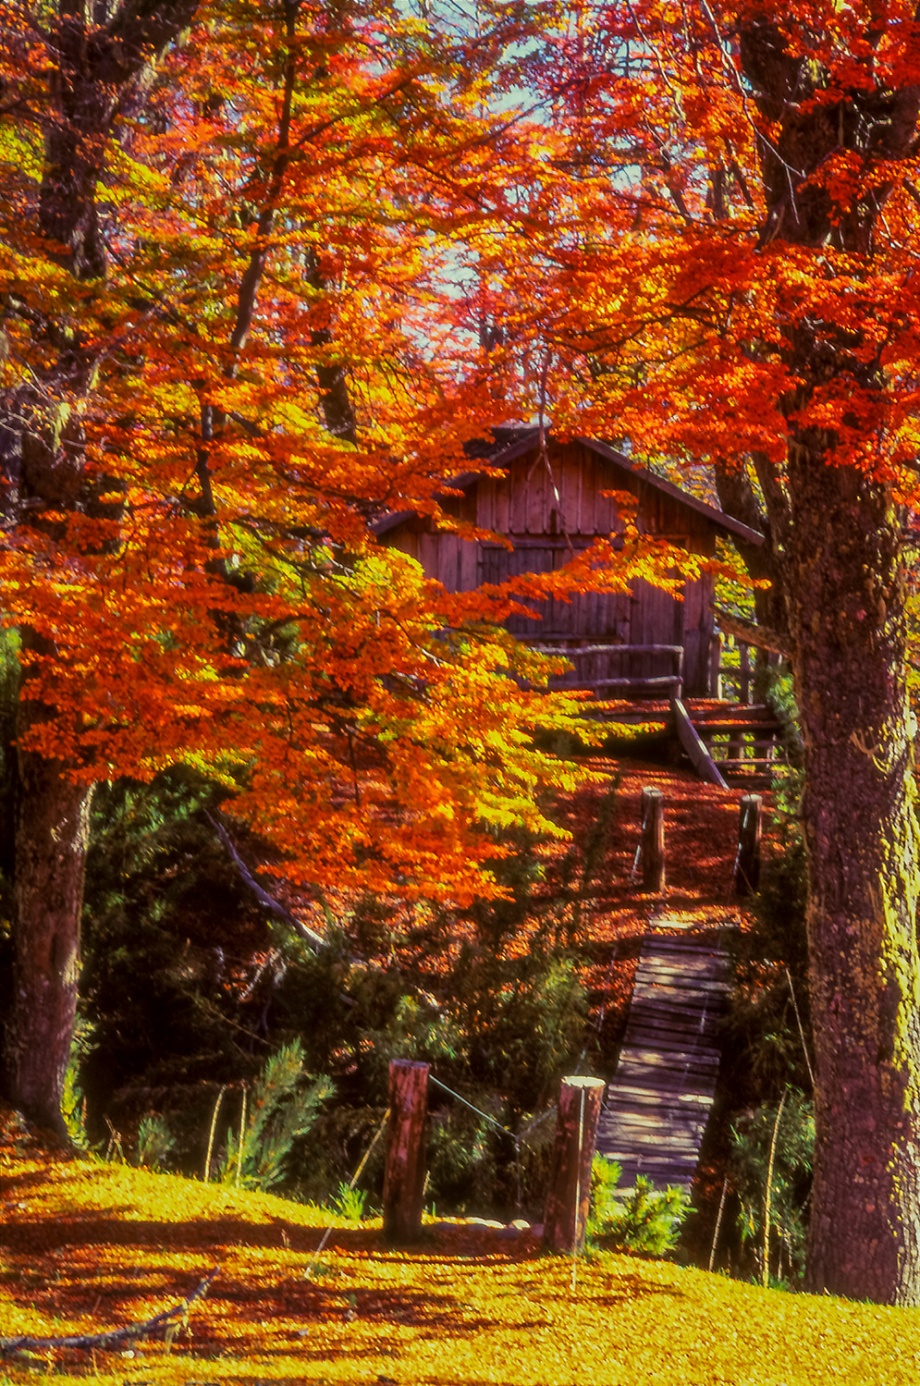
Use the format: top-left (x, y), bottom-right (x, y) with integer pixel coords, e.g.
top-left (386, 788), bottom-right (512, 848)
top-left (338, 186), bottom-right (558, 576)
top-left (0, 0), bottom-right (201, 1133)
top-left (4, 751), bottom-right (94, 1135)
top-left (731, 12), bottom-right (920, 1301)
top-left (785, 449), bottom-right (920, 1303)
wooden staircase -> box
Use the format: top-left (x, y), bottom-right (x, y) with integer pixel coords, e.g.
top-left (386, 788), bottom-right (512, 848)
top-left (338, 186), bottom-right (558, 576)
top-left (596, 930), bottom-right (732, 1189)
top-left (683, 701), bottom-right (783, 787)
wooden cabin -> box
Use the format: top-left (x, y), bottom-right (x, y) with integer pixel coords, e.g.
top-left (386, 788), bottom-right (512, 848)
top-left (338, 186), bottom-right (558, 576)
top-left (376, 430), bottom-right (763, 698)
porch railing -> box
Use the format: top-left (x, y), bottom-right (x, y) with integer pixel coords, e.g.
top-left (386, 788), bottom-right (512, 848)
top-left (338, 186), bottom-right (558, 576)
top-left (529, 639), bottom-right (684, 700)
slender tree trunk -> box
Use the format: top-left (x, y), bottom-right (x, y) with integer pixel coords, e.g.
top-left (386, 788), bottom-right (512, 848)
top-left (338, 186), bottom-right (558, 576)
top-left (5, 751), bottom-right (94, 1135)
top-left (785, 447), bottom-right (920, 1303)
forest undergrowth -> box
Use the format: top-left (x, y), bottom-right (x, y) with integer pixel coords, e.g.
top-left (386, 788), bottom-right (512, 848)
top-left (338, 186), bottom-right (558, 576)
top-left (59, 751), bottom-right (744, 1224)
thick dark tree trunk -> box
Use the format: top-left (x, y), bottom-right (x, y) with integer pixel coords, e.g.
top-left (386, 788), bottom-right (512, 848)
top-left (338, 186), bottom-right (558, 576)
top-left (0, 1), bottom-right (200, 1129)
top-left (785, 447), bottom-right (920, 1303)
top-left (5, 752), bottom-right (94, 1135)
top-left (732, 12), bottom-right (920, 1302)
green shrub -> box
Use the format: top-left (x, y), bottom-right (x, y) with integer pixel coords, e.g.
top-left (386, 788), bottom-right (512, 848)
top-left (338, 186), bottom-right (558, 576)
top-left (728, 1090), bottom-right (814, 1286)
top-left (73, 779), bottom-right (601, 1219)
top-left (135, 1113), bottom-right (176, 1172)
top-left (330, 1181), bottom-right (369, 1223)
top-left (588, 1156), bottom-right (690, 1256)
top-left (219, 1040), bottom-right (333, 1192)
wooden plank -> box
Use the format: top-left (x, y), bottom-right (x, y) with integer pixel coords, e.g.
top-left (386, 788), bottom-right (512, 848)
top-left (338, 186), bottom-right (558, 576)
top-left (640, 942), bottom-right (733, 963)
top-left (599, 1124), bottom-right (709, 1147)
top-left (629, 986), bottom-right (729, 1010)
top-left (602, 1108), bottom-right (711, 1128)
top-left (626, 996), bottom-right (725, 1020)
top-left (602, 930), bottom-right (730, 1190)
top-left (624, 1009), bottom-right (723, 1033)
top-left (609, 1113), bottom-right (705, 1138)
top-left (625, 1025), bottom-right (723, 1051)
top-left (604, 1080), bottom-right (717, 1104)
top-left (535, 643), bottom-right (684, 657)
top-left (629, 987), bottom-right (728, 1011)
top-left (638, 947), bottom-right (732, 969)
top-left (601, 1119), bottom-right (707, 1138)
top-left (601, 1134), bottom-right (708, 1155)
top-left (458, 537), bottom-right (478, 591)
top-left (635, 960), bottom-right (731, 982)
top-left (621, 1040), bottom-right (722, 1065)
top-left (640, 948), bottom-right (731, 970)
top-left (601, 1138), bottom-right (710, 1162)
top-left (558, 451), bottom-right (578, 534)
top-left (631, 993), bottom-right (728, 1015)
top-left (601, 1143), bottom-right (707, 1163)
top-left (602, 1126), bottom-right (709, 1145)
top-left (613, 1058), bottom-right (719, 1083)
top-left (601, 1134), bottom-right (709, 1154)
top-left (604, 1088), bottom-right (715, 1111)
top-left (625, 1032), bottom-right (722, 1055)
top-left (609, 1081), bottom-right (720, 1103)
top-left (632, 966), bottom-right (730, 990)
top-left (614, 1075), bottom-right (718, 1098)
top-left (527, 453), bottom-right (546, 534)
top-left (634, 961), bottom-right (730, 981)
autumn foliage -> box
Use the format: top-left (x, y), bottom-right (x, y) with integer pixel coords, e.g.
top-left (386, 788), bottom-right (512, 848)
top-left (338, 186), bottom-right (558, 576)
top-left (5, 0), bottom-right (920, 1306)
top-left (0, 1), bottom-right (687, 906)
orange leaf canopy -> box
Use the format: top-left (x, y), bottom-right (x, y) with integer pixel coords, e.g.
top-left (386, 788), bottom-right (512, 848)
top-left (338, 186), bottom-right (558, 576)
top-left (0, 0), bottom-right (687, 905)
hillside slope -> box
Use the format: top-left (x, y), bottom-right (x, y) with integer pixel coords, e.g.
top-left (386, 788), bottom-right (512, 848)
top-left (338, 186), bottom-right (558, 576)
top-left (1, 1109), bottom-right (918, 1385)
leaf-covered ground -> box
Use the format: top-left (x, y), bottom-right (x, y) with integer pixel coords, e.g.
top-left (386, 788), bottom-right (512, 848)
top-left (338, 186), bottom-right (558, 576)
top-left (2, 1110), bottom-right (918, 1386)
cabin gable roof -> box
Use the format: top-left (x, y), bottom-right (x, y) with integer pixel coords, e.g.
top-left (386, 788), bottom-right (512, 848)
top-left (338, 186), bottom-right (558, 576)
top-left (374, 429), bottom-right (765, 547)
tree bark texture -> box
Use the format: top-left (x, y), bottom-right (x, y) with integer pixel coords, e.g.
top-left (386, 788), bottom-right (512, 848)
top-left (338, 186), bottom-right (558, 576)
top-left (640, 786), bottom-right (665, 894)
top-left (382, 1060), bottom-right (430, 1245)
top-left (0, 1), bottom-right (200, 1126)
top-left (785, 454), bottom-right (920, 1304)
top-left (5, 753), bottom-right (94, 1133)
top-left (736, 13), bottom-right (920, 1304)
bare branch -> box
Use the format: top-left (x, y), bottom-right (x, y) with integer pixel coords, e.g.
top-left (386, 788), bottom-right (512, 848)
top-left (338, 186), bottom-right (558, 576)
top-left (205, 811), bottom-right (331, 956)
top-left (713, 605), bottom-right (790, 657)
top-left (0, 1265), bottom-right (219, 1358)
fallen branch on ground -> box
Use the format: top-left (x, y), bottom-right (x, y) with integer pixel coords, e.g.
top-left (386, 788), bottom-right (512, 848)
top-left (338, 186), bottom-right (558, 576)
top-left (0, 1265), bottom-right (220, 1358)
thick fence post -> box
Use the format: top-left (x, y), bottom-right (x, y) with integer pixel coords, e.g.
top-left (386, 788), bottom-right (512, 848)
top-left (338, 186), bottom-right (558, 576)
top-left (543, 1076), bottom-right (606, 1254)
top-left (383, 1059), bottom-right (429, 1244)
top-left (640, 786), bottom-right (666, 894)
top-left (734, 793), bottom-right (763, 897)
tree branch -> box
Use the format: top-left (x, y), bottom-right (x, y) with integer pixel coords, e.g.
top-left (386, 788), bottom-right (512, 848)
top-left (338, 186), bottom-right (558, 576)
top-left (713, 605), bottom-right (791, 658)
top-left (0, 1264), bottom-right (219, 1358)
top-left (205, 811), bottom-right (331, 956)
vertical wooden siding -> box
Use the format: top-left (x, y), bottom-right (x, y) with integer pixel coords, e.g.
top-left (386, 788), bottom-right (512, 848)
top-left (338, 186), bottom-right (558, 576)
top-left (382, 441), bottom-right (720, 695)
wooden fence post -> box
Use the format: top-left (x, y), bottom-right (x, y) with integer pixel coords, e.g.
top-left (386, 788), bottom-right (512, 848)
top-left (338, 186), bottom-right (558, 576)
top-left (640, 786), bottom-right (666, 894)
top-left (734, 793), bottom-right (763, 897)
top-left (383, 1059), bottom-right (429, 1245)
top-left (709, 631), bottom-right (723, 699)
top-left (543, 1076), bottom-right (606, 1254)
top-left (739, 642), bottom-right (751, 705)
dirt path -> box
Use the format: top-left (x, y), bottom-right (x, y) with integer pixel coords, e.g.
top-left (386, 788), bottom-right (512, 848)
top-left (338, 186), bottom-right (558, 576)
top-left (542, 754), bottom-right (758, 1057)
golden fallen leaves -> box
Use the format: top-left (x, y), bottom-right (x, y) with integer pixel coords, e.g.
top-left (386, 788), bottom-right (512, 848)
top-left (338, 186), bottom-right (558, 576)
top-left (1, 1109), bottom-right (919, 1385)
